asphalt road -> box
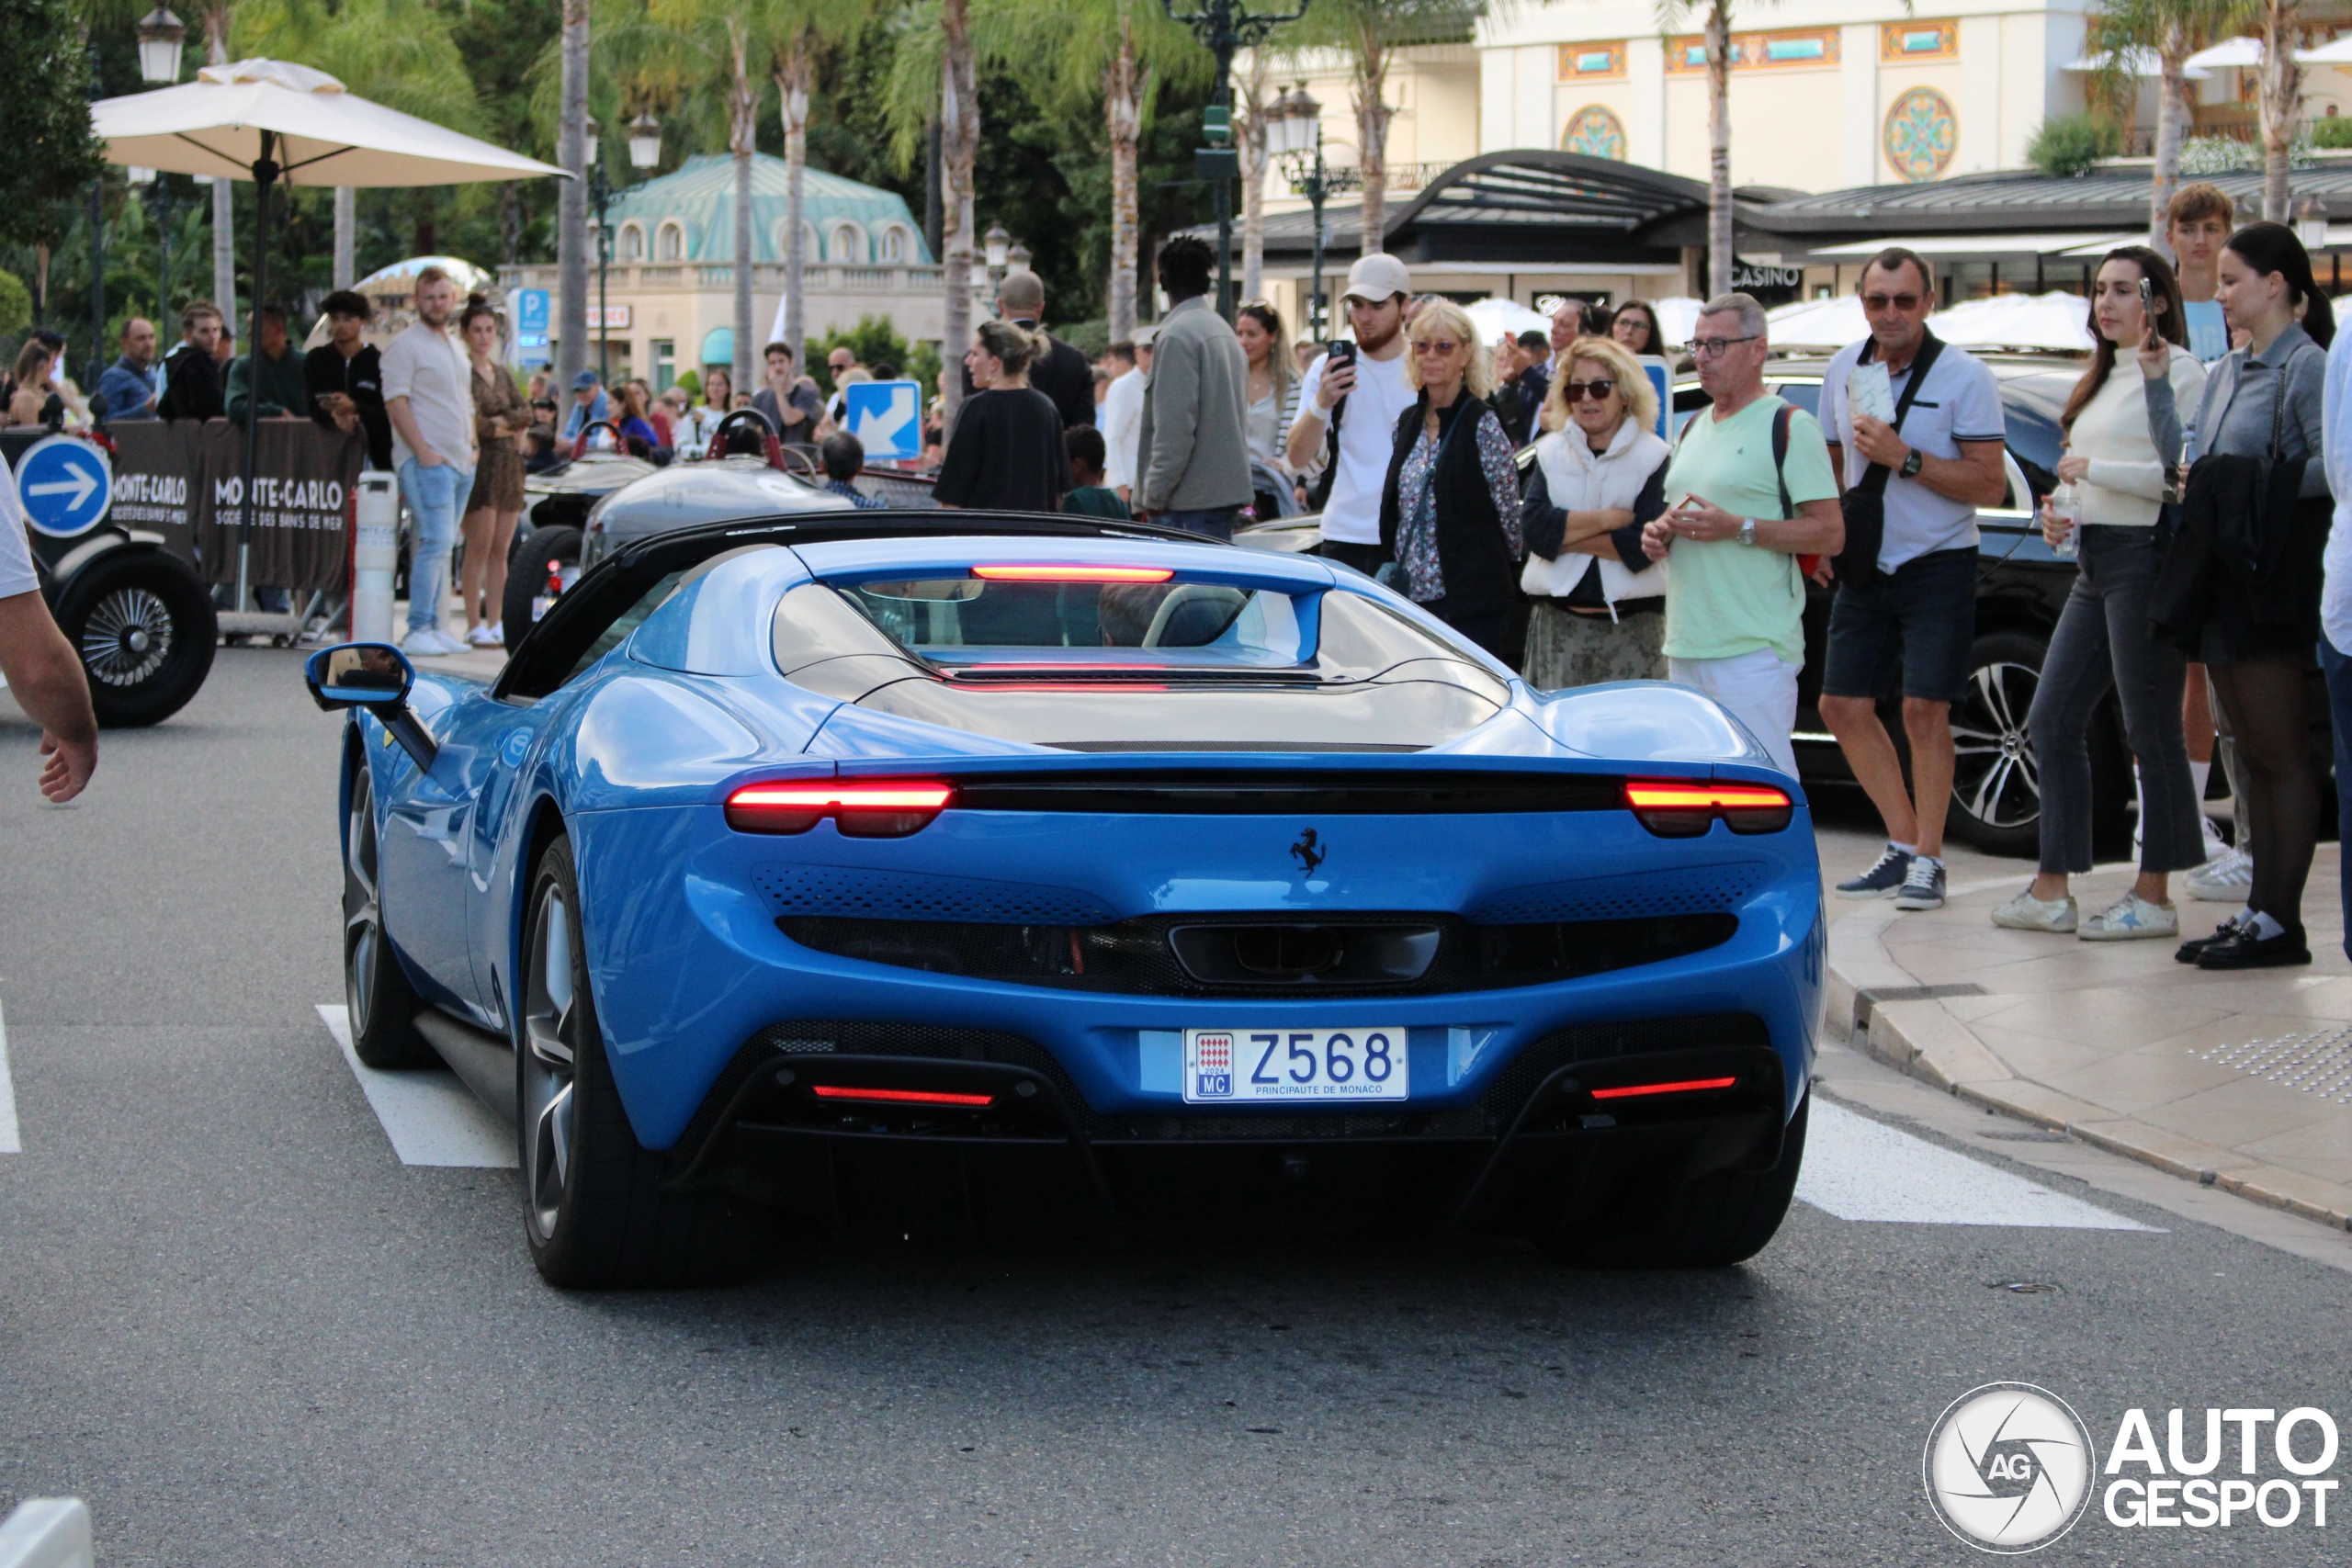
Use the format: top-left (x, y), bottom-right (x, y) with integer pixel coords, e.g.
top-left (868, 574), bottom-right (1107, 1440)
top-left (6, 649), bottom-right (2351, 1567)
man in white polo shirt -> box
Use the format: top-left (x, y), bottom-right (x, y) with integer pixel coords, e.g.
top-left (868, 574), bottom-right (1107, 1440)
top-left (1816, 247), bottom-right (2009, 913)
top-left (1286, 254), bottom-right (1418, 577)
top-left (0, 463), bottom-right (96, 800)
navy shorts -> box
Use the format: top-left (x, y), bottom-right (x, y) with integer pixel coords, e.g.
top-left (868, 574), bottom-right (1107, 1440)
top-left (1822, 546), bottom-right (1977, 704)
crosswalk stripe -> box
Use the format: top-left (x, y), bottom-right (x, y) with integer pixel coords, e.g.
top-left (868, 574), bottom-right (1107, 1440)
top-left (317, 1005), bottom-right (516, 1168)
top-left (0, 996), bottom-right (18, 1155)
top-left (1800, 1098), bottom-right (2160, 1230)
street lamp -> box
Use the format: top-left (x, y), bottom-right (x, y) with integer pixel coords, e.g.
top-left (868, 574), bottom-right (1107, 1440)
top-left (628, 112), bottom-right (662, 173)
top-left (137, 12), bottom-right (186, 330)
top-left (983, 220), bottom-right (1012, 306)
top-left (1273, 85), bottom-right (1353, 342)
top-left (1157, 0), bottom-right (1310, 321)
top-left (1007, 239), bottom-right (1033, 274)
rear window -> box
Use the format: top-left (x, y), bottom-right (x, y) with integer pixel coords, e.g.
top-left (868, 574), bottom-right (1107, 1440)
top-left (842, 576), bottom-right (1307, 668)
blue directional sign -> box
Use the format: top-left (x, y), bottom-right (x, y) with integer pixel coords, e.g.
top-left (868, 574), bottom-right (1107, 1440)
top-left (843, 379), bottom-right (922, 461)
top-left (14, 434), bottom-right (113, 537)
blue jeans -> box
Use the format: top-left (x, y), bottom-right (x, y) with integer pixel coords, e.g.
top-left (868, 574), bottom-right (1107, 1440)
top-left (401, 457), bottom-right (472, 634)
top-left (1156, 505), bottom-right (1239, 543)
top-left (2321, 633), bottom-right (2352, 959)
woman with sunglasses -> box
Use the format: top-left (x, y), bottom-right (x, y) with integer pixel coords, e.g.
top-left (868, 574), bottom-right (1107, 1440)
top-left (1519, 335), bottom-right (1671, 688)
top-left (1375, 298), bottom-right (1524, 658)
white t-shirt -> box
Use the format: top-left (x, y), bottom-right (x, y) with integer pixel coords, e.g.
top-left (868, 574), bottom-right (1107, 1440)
top-left (0, 461), bottom-right (36, 601)
top-left (1292, 344), bottom-right (1414, 544)
top-left (1817, 334), bottom-right (2006, 571)
top-left (380, 322), bottom-right (477, 469)
top-left (1101, 368), bottom-right (1146, 491)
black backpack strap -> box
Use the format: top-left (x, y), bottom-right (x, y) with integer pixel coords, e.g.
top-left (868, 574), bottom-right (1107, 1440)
top-left (1771, 402), bottom-right (1793, 520)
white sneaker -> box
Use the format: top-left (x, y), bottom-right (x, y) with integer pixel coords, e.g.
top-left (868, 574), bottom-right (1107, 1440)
top-left (2199, 811), bottom-right (2228, 861)
top-left (401, 626), bottom-right (458, 658)
top-left (2080, 892), bottom-right (2179, 942)
top-left (2184, 848), bottom-right (2253, 902)
top-left (1991, 887), bottom-right (2077, 932)
top-left (467, 624), bottom-right (504, 648)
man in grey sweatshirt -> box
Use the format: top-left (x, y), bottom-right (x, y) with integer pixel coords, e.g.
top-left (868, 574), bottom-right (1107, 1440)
top-left (1135, 236), bottom-right (1251, 539)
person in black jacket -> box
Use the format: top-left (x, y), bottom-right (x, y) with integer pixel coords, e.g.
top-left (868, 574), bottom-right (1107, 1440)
top-left (305, 288), bottom-right (392, 468)
top-left (934, 321), bottom-right (1070, 513)
top-left (963, 269), bottom-right (1094, 432)
top-left (157, 300), bottom-right (226, 423)
top-left (1377, 299), bottom-right (1525, 658)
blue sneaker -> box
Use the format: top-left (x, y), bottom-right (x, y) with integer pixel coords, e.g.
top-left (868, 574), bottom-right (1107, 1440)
top-left (1836, 844), bottom-right (1914, 899)
top-left (1894, 856), bottom-right (1947, 912)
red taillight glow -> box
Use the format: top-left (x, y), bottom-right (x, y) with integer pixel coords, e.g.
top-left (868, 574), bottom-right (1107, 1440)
top-left (1589, 1076), bottom-right (1739, 1101)
top-left (1623, 778), bottom-right (1793, 837)
top-left (724, 779), bottom-right (953, 837)
top-left (970, 564), bottom-right (1176, 582)
top-left (808, 1084), bottom-right (997, 1108)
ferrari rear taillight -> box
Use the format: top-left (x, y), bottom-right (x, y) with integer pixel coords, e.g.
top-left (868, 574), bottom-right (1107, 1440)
top-left (1589, 1076), bottom-right (1739, 1101)
top-left (725, 780), bottom-right (953, 837)
top-left (1623, 779), bottom-right (1793, 837)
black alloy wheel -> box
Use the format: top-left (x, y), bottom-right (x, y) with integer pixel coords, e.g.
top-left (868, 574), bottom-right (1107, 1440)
top-left (1947, 630), bottom-right (2048, 859)
top-left (343, 764), bottom-right (434, 1069)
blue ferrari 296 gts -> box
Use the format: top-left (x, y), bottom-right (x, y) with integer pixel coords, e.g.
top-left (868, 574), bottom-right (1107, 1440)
top-left (307, 512), bottom-right (1824, 1287)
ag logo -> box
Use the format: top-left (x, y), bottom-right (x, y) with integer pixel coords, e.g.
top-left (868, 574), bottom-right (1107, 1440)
top-left (1924, 1382), bottom-right (2097, 1553)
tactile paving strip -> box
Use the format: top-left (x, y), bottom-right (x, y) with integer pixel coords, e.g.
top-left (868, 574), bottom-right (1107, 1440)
top-left (2188, 1028), bottom-right (2352, 1105)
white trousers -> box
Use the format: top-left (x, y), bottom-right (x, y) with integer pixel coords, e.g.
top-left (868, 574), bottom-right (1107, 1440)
top-left (1669, 649), bottom-right (1801, 778)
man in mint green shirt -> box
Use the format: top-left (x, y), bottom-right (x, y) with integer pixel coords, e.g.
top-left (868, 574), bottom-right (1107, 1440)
top-left (1642, 293), bottom-right (1844, 775)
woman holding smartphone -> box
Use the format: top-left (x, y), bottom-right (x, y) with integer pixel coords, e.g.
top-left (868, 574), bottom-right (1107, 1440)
top-left (1994, 247), bottom-right (2208, 940)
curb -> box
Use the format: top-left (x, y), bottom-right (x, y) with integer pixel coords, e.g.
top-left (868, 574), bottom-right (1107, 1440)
top-left (1824, 929), bottom-right (2352, 1235)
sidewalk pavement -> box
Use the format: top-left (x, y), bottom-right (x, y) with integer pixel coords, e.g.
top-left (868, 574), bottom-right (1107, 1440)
top-left (1824, 843), bottom-right (2352, 1233)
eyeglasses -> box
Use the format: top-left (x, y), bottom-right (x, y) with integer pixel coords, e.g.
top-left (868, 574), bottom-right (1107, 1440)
top-left (1861, 293), bottom-right (1925, 311)
top-left (1690, 334), bottom-right (1760, 359)
top-left (1409, 338), bottom-right (1464, 355)
top-left (1565, 378), bottom-right (1616, 401)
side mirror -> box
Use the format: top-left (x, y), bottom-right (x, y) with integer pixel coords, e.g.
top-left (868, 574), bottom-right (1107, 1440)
top-left (304, 642), bottom-right (437, 769)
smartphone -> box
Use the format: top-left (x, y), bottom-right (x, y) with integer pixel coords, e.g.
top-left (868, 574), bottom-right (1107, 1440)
top-left (1327, 340), bottom-right (1356, 370)
top-left (2137, 276), bottom-right (2154, 321)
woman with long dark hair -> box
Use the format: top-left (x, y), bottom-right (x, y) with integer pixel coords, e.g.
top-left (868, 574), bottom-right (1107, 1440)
top-left (1609, 299), bottom-right (1665, 358)
top-left (1996, 247), bottom-right (2208, 939)
top-left (2147, 220), bottom-right (2335, 967)
top-left (458, 296), bottom-right (528, 648)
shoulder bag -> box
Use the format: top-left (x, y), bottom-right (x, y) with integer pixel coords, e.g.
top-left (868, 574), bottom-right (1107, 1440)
top-left (1831, 331), bottom-right (1944, 592)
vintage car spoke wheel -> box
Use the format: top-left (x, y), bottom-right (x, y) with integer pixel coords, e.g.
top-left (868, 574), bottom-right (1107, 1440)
top-left (52, 549), bottom-right (217, 728)
top-left (518, 836), bottom-right (772, 1289)
top-left (343, 766), bottom-right (433, 1068)
top-left (80, 585), bottom-right (173, 686)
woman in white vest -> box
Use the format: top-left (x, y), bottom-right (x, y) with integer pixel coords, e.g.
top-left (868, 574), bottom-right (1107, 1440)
top-left (1519, 334), bottom-right (1672, 688)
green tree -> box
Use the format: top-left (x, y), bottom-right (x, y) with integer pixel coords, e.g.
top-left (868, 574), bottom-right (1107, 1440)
top-left (2088, 0), bottom-right (2253, 241)
top-left (1290, 0), bottom-right (1479, 261)
top-left (0, 0), bottom-right (104, 248)
top-left (768, 0), bottom-right (869, 368)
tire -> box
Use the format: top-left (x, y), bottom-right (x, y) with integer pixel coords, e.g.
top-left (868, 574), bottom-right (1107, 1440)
top-left (519, 836), bottom-right (771, 1288)
top-left (502, 525), bottom-right (581, 655)
top-left (1541, 1093), bottom-right (1809, 1269)
top-left (52, 549), bottom-right (218, 728)
top-left (1946, 629), bottom-right (2050, 859)
top-left (344, 765), bottom-right (435, 1069)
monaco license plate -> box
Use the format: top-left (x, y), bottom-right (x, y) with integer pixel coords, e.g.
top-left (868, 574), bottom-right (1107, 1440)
top-left (1183, 1027), bottom-right (1408, 1104)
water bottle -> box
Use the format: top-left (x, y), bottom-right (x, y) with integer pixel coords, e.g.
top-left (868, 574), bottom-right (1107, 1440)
top-left (2047, 479), bottom-right (2080, 559)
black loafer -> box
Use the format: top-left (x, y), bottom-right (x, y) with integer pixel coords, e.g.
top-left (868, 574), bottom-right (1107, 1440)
top-left (2177, 919), bottom-right (2241, 964)
top-left (2195, 928), bottom-right (2312, 970)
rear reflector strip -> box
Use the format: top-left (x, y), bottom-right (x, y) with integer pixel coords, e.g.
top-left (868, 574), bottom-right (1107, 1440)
top-left (808, 1084), bottom-right (997, 1108)
top-left (971, 564), bottom-right (1175, 582)
top-left (1589, 1076), bottom-right (1739, 1101)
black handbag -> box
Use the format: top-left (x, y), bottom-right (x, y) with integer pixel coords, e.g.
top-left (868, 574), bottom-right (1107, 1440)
top-left (1832, 330), bottom-right (1945, 592)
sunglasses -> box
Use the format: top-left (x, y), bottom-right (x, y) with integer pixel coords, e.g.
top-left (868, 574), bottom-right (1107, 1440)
top-left (1409, 338), bottom-right (1464, 355)
top-left (1862, 293), bottom-right (1925, 311)
top-left (1565, 378), bottom-right (1616, 402)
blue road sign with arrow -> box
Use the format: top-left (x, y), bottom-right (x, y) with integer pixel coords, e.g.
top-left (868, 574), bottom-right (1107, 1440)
top-left (843, 379), bottom-right (922, 462)
top-left (14, 434), bottom-right (113, 537)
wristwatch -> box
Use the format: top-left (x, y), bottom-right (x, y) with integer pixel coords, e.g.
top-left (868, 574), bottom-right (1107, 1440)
top-left (1898, 446), bottom-right (1925, 479)
top-left (1736, 517), bottom-right (1758, 547)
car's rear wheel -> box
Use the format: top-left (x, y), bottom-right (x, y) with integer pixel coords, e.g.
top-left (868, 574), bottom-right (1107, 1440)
top-left (52, 549), bottom-right (217, 728)
top-left (1541, 1093), bottom-right (1809, 1269)
top-left (344, 766), bottom-right (435, 1069)
top-left (502, 524), bottom-right (581, 654)
top-left (519, 836), bottom-right (770, 1288)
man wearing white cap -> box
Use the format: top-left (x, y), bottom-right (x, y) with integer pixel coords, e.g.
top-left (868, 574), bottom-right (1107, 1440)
top-left (1287, 254), bottom-right (1418, 576)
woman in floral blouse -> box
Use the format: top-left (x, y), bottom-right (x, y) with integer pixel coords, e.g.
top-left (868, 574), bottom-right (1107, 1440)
top-left (1376, 298), bottom-right (1524, 658)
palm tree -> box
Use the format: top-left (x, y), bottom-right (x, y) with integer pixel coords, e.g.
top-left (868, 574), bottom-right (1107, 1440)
top-left (557, 0), bottom-right (590, 390)
top-left (1293, 0), bottom-right (1479, 259)
top-left (199, 0), bottom-right (234, 319)
top-left (1235, 44), bottom-right (1277, 305)
top-left (766, 0), bottom-right (867, 372)
top-left (1655, 0), bottom-right (1777, 298)
top-left (2089, 0), bottom-right (2251, 243)
top-left (233, 0), bottom-right (478, 288)
top-left (880, 0), bottom-right (978, 429)
top-left (2254, 0), bottom-right (2304, 220)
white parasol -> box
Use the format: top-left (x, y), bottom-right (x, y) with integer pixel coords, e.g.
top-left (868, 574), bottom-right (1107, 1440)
top-left (1928, 291), bottom-right (2098, 353)
top-left (1762, 295), bottom-right (1870, 351)
top-left (90, 60), bottom-right (564, 611)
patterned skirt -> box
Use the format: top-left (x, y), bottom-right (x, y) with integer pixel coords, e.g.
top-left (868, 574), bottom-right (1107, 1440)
top-left (1521, 601), bottom-right (1667, 691)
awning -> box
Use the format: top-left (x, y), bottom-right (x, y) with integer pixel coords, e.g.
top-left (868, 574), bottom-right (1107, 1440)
top-left (700, 327), bottom-right (734, 367)
top-left (2059, 48), bottom-right (2211, 80)
top-left (1804, 232), bottom-right (2139, 260)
